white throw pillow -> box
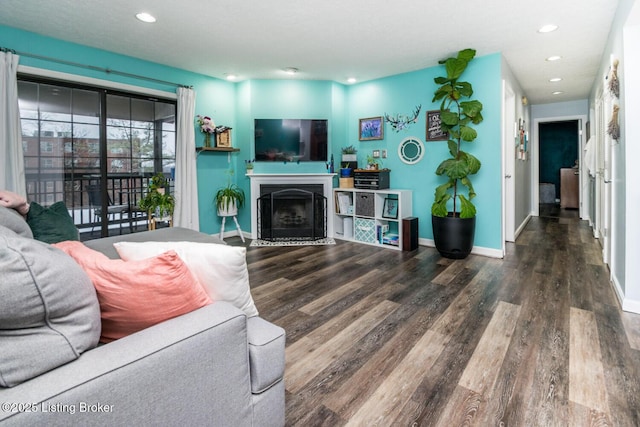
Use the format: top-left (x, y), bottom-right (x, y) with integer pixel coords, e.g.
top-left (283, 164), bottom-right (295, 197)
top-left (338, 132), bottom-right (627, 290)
top-left (113, 241), bottom-right (258, 317)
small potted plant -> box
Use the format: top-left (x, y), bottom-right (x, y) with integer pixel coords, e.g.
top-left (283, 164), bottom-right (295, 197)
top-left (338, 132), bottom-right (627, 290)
top-left (215, 170), bottom-right (246, 217)
top-left (245, 159), bottom-right (255, 175)
top-left (139, 173), bottom-right (175, 223)
top-left (149, 172), bottom-right (169, 194)
top-left (340, 162), bottom-right (353, 177)
top-left (366, 155), bottom-right (380, 170)
top-left (139, 191), bottom-right (175, 221)
top-left (341, 145), bottom-right (357, 163)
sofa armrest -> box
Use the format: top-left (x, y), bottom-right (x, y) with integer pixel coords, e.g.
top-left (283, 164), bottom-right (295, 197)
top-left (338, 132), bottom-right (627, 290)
top-left (0, 302), bottom-right (254, 426)
top-left (247, 316), bottom-right (286, 394)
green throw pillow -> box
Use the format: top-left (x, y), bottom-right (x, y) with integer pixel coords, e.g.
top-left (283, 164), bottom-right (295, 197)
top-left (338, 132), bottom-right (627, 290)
top-left (27, 201), bottom-right (80, 243)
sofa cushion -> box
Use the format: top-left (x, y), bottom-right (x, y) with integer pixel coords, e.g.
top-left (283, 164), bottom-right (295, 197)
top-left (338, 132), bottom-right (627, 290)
top-left (114, 241), bottom-right (259, 317)
top-left (54, 241), bottom-right (212, 343)
top-left (0, 205), bottom-right (33, 238)
top-left (84, 226), bottom-right (226, 259)
top-left (247, 316), bottom-right (286, 393)
top-left (26, 201), bottom-right (79, 243)
top-left (0, 225), bottom-right (101, 388)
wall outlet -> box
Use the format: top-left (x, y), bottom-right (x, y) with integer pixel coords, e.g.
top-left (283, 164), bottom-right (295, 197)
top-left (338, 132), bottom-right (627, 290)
top-left (382, 149), bottom-right (387, 158)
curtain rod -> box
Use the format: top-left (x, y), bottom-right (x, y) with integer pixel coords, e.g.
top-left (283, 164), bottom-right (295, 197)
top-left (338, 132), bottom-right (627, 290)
top-left (1, 46), bottom-right (192, 89)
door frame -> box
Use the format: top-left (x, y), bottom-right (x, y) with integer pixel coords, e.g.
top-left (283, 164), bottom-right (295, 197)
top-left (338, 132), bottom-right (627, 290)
top-left (531, 115), bottom-right (587, 217)
top-left (501, 80), bottom-right (516, 250)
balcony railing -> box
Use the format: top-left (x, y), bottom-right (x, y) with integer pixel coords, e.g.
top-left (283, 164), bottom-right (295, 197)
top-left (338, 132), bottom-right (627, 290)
top-left (25, 172), bottom-right (174, 240)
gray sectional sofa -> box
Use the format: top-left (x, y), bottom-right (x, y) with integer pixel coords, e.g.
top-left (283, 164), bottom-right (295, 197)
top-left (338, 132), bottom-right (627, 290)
top-left (0, 205), bottom-right (285, 426)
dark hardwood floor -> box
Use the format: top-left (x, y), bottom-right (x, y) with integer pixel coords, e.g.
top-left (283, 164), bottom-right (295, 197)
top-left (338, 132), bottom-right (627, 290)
top-left (228, 214), bottom-right (640, 426)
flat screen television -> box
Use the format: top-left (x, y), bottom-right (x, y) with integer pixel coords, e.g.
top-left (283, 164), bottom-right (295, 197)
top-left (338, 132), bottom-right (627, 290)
top-left (254, 119), bottom-right (328, 162)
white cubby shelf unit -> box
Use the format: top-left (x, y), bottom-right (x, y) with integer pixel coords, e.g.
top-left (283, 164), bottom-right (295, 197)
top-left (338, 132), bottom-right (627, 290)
top-left (333, 188), bottom-right (412, 250)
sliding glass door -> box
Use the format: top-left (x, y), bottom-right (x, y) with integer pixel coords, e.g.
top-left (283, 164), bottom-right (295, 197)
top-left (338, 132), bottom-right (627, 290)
top-left (17, 77), bottom-right (176, 238)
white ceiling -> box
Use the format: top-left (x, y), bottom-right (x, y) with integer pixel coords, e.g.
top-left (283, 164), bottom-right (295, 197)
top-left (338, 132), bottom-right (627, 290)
top-left (0, 0), bottom-right (619, 105)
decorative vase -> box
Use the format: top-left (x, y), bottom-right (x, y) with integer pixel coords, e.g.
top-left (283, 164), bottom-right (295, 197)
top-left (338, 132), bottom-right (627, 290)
top-left (246, 168), bottom-right (254, 175)
top-left (204, 133), bottom-right (212, 148)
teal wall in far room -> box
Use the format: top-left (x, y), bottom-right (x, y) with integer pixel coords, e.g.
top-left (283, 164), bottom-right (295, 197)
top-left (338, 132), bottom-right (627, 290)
top-left (2, 23), bottom-right (504, 251)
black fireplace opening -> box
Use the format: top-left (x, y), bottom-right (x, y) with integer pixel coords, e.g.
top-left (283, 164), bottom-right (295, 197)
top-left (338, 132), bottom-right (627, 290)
top-left (258, 184), bottom-right (327, 241)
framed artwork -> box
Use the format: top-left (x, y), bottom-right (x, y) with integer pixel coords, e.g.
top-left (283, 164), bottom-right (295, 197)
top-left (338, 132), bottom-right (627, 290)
top-left (382, 197), bottom-right (398, 219)
top-left (426, 110), bottom-right (448, 141)
top-left (359, 116), bottom-right (384, 141)
top-left (216, 129), bottom-right (232, 147)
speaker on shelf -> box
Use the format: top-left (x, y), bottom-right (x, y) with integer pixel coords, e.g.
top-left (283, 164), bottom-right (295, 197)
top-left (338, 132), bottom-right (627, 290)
top-left (402, 217), bottom-right (419, 251)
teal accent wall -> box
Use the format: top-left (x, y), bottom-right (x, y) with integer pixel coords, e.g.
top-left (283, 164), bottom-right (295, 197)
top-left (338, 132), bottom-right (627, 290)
top-left (345, 54), bottom-right (503, 250)
top-left (237, 79), bottom-right (338, 174)
top-left (1, 24), bottom-right (237, 235)
top-left (3, 24), bottom-right (504, 250)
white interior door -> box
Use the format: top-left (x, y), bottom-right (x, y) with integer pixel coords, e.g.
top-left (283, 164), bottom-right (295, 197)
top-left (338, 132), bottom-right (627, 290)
top-left (595, 91), bottom-right (612, 263)
top-left (502, 81), bottom-right (516, 244)
top-left (603, 100), bottom-right (613, 264)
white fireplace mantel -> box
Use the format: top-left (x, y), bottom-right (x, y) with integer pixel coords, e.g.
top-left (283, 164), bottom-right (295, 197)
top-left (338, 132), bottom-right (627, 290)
top-left (248, 173), bottom-right (337, 239)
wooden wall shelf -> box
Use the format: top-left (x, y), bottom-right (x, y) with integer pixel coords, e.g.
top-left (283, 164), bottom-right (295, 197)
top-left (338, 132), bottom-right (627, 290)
top-left (196, 147), bottom-right (240, 153)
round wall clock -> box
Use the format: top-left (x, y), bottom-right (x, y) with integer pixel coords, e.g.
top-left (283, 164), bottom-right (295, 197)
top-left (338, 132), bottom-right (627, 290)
top-left (398, 136), bottom-right (425, 164)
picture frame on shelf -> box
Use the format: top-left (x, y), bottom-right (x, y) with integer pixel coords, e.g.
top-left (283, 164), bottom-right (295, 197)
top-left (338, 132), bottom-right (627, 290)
top-left (359, 116), bottom-right (384, 141)
top-left (382, 197), bottom-right (398, 219)
top-left (216, 129), bottom-right (232, 148)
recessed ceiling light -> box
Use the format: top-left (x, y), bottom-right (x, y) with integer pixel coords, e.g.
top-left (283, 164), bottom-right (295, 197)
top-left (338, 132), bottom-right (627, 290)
top-left (283, 67), bottom-right (299, 75)
top-left (549, 77), bottom-right (562, 82)
top-left (347, 77), bottom-right (357, 84)
top-left (546, 55), bottom-right (562, 61)
top-left (538, 24), bottom-right (558, 33)
top-left (136, 12), bottom-right (156, 23)
top-left (552, 91), bottom-right (564, 95)
top-left (225, 74), bottom-right (238, 81)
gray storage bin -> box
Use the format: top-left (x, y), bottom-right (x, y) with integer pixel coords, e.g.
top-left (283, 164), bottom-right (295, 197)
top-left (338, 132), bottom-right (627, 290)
top-left (355, 192), bottom-right (374, 217)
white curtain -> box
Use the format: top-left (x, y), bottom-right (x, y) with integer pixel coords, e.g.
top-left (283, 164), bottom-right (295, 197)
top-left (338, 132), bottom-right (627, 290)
top-left (0, 51), bottom-right (26, 196)
top-left (173, 87), bottom-right (199, 230)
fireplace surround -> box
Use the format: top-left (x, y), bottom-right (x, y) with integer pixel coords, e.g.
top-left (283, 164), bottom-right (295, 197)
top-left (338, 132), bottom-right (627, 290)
top-left (258, 185), bottom-right (326, 241)
top-left (248, 174), bottom-right (336, 240)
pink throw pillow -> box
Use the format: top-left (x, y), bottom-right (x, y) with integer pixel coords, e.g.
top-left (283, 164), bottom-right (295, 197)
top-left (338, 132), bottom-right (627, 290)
top-left (54, 241), bottom-right (212, 343)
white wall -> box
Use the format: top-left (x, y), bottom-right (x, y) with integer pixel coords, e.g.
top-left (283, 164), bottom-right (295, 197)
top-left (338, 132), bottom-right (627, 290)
top-left (622, 1), bottom-right (640, 311)
top-left (531, 100), bottom-right (589, 119)
top-left (501, 57), bottom-right (531, 242)
top-left (588, 0), bottom-right (639, 312)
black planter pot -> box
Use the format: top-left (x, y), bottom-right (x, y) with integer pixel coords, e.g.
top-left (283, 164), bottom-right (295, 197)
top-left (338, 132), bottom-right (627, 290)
top-left (432, 214), bottom-right (476, 259)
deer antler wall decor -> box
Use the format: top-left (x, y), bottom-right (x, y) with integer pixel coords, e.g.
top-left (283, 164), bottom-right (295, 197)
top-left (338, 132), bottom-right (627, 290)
top-left (384, 104), bottom-right (421, 133)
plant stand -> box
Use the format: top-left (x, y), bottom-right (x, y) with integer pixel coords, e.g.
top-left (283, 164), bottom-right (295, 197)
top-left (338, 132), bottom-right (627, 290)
top-left (218, 202), bottom-right (244, 242)
top-left (149, 216), bottom-right (173, 230)
top-left (219, 214), bottom-right (245, 242)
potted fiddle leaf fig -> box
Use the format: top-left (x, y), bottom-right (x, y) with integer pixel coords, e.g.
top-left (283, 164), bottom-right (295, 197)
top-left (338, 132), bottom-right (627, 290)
top-left (431, 48), bottom-right (483, 259)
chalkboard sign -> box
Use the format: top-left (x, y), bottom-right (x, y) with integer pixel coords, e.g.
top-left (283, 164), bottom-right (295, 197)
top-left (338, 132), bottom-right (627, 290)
top-left (426, 110), bottom-right (448, 141)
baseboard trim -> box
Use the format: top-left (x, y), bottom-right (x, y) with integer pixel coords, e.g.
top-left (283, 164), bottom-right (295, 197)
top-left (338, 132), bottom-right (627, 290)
top-left (622, 298), bottom-right (640, 314)
top-left (609, 274), bottom-right (640, 314)
top-left (418, 238), bottom-right (503, 259)
top-left (513, 214), bottom-right (532, 241)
